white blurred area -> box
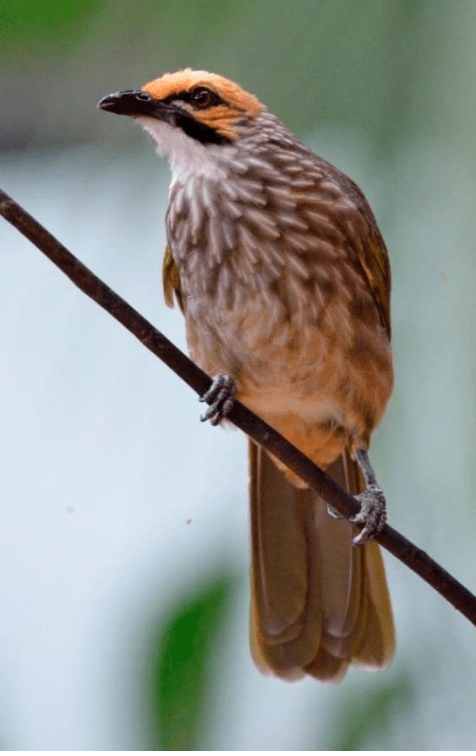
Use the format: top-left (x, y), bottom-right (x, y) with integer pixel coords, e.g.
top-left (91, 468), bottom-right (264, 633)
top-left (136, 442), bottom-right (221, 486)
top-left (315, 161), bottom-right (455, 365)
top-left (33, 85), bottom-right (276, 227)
top-left (1, 127), bottom-right (476, 749)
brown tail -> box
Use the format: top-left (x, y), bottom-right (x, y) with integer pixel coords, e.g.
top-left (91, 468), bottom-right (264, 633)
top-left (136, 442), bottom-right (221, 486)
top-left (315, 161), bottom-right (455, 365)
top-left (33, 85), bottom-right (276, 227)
top-left (249, 441), bottom-right (395, 682)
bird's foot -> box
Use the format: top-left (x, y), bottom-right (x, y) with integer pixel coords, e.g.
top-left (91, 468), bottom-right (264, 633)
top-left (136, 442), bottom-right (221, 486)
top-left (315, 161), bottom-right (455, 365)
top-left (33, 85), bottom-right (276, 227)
top-left (199, 373), bottom-right (236, 426)
top-left (327, 504), bottom-right (344, 520)
top-left (351, 448), bottom-right (387, 546)
top-left (351, 485), bottom-right (386, 546)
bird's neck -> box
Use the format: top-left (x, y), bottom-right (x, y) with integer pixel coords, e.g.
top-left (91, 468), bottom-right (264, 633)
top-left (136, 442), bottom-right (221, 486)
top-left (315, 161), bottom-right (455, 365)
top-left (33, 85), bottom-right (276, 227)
top-left (137, 116), bottom-right (233, 182)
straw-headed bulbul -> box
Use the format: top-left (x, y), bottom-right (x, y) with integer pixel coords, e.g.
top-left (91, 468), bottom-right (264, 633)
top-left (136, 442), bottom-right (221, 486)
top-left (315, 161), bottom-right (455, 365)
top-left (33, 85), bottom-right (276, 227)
top-left (98, 69), bottom-right (395, 682)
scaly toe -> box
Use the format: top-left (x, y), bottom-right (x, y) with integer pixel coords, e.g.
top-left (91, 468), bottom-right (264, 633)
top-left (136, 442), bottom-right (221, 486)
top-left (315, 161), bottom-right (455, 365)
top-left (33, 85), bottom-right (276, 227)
top-left (351, 485), bottom-right (386, 546)
top-left (199, 374), bottom-right (236, 425)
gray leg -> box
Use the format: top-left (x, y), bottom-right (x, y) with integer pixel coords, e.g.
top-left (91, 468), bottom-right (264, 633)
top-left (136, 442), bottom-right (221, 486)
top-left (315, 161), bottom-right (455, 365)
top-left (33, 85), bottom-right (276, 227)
top-left (199, 373), bottom-right (236, 426)
top-left (351, 449), bottom-right (387, 547)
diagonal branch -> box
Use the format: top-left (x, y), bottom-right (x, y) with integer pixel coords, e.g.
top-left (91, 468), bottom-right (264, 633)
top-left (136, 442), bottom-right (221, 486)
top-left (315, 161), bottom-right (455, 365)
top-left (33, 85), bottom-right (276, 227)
top-left (1, 187), bottom-right (476, 626)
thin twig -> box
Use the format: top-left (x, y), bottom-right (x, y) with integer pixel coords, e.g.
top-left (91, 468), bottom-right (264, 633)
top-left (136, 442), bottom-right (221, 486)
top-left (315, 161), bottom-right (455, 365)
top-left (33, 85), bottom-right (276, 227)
top-left (1, 186), bottom-right (476, 627)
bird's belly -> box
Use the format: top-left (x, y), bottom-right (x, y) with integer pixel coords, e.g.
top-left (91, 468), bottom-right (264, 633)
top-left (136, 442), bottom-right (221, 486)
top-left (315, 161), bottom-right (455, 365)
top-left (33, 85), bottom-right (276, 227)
top-left (240, 386), bottom-right (343, 426)
top-left (184, 281), bottom-right (393, 459)
top-left (186, 296), bottom-right (349, 423)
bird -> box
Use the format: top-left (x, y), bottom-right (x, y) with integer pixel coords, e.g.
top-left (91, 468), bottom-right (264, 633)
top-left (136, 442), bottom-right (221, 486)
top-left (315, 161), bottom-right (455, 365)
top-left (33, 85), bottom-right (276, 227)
top-left (98, 69), bottom-right (395, 682)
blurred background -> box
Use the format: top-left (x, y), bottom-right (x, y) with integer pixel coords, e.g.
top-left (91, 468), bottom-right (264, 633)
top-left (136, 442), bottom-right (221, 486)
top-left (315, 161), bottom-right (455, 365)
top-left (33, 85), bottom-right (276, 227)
top-left (1, 0), bottom-right (476, 749)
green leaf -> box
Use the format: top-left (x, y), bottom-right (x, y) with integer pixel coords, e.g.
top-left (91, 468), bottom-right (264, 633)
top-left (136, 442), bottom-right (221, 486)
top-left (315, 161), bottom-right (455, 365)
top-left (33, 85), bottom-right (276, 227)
top-left (150, 573), bottom-right (235, 751)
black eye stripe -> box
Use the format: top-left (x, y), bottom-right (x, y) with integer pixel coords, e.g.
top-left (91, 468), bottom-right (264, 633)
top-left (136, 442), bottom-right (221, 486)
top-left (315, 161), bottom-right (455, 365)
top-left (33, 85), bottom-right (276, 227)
top-left (161, 88), bottom-right (224, 108)
top-left (173, 109), bottom-right (232, 145)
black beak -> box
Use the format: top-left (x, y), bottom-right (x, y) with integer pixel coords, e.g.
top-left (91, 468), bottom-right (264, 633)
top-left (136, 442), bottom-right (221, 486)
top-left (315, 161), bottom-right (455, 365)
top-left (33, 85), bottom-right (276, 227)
top-left (97, 89), bottom-right (161, 118)
top-left (98, 88), bottom-right (232, 146)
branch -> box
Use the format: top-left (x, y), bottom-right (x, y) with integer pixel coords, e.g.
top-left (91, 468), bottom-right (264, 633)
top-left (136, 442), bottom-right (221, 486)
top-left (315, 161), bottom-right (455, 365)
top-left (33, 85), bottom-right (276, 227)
top-left (1, 186), bottom-right (475, 627)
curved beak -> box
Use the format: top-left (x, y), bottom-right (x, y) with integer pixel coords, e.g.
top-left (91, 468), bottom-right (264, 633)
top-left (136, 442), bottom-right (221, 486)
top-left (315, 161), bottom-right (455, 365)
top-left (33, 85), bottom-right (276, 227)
top-left (98, 88), bottom-right (231, 146)
top-left (97, 89), bottom-right (164, 118)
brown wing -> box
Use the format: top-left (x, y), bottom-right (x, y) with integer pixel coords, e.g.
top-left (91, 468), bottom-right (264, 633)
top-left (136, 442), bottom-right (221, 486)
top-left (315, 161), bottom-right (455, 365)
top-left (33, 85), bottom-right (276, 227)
top-left (162, 245), bottom-right (184, 312)
top-left (354, 224), bottom-right (391, 340)
top-left (316, 160), bottom-right (392, 340)
top-left (285, 151), bottom-right (392, 341)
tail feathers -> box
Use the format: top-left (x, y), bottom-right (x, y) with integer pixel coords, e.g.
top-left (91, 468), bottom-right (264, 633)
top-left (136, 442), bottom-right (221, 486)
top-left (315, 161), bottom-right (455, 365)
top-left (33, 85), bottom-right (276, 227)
top-left (352, 540), bottom-right (395, 670)
top-left (249, 442), bottom-right (395, 682)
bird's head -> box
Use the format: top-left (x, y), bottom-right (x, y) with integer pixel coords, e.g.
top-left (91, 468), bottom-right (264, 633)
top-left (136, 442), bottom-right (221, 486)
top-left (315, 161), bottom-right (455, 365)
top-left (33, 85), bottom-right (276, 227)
top-left (98, 69), bottom-right (265, 177)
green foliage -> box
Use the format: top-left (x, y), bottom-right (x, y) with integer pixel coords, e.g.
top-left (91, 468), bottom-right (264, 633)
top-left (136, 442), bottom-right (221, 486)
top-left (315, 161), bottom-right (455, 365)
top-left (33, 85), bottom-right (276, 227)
top-left (150, 574), bottom-right (235, 750)
top-left (0, 0), bottom-right (103, 52)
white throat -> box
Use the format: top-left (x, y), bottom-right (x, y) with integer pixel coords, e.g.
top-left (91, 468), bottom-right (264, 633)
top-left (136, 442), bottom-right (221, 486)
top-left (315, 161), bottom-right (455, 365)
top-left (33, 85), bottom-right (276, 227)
top-left (137, 116), bottom-right (230, 183)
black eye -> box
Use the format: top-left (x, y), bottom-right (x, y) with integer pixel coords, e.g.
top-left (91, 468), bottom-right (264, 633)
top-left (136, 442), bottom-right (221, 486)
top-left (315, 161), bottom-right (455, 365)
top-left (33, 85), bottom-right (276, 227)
top-left (189, 87), bottom-right (219, 109)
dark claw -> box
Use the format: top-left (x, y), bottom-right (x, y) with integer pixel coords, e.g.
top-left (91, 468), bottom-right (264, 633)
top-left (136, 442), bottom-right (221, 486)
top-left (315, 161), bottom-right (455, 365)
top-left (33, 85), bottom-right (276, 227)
top-left (199, 373), bottom-right (236, 425)
top-left (351, 485), bottom-right (386, 547)
top-left (327, 504), bottom-right (344, 520)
